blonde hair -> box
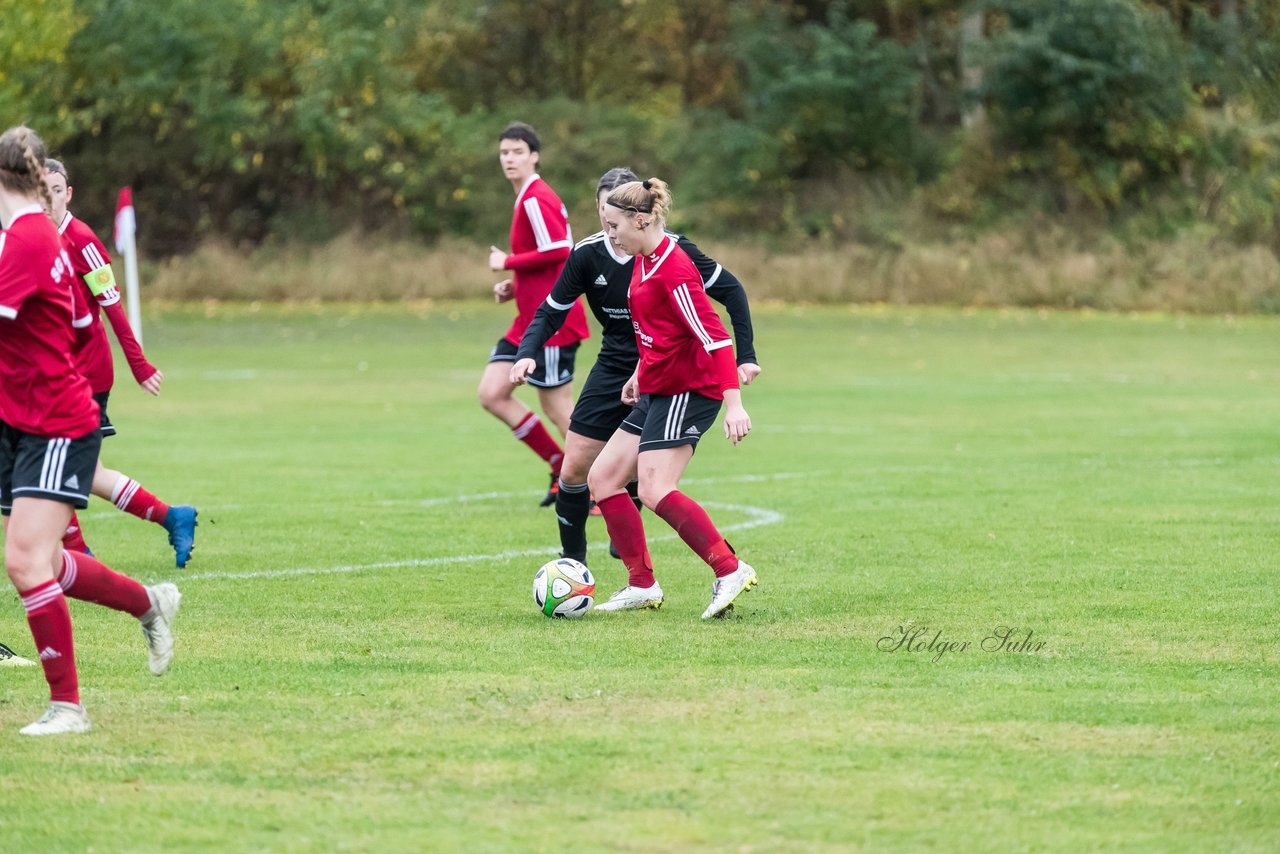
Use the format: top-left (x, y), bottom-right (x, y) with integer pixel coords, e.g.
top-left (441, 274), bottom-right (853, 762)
top-left (605, 177), bottom-right (671, 227)
top-left (0, 126), bottom-right (53, 213)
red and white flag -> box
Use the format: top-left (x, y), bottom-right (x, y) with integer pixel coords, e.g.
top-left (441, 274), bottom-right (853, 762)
top-left (112, 186), bottom-right (143, 344)
top-left (113, 187), bottom-right (136, 254)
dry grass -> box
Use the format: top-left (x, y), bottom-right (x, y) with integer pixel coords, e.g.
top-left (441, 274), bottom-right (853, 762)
top-left (709, 227), bottom-right (1280, 313)
top-left (145, 233), bottom-right (490, 302)
top-left (144, 228), bottom-right (1280, 313)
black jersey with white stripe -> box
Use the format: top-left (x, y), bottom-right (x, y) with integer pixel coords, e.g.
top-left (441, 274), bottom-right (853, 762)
top-left (515, 229), bottom-right (757, 372)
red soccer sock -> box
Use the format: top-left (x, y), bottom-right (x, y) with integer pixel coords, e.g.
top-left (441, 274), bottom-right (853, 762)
top-left (511, 412), bottom-right (564, 475)
top-left (62, 511), bottom-right (90, 553)
top-left (654, 490), bottom-right (740, 578)
top-left (111, 475), bottom-right (171, 525)
top-left (20, 580), bottom-right (80, 704)
top-left (597, 492), bottom-right (656, 588)
top-left (58, 550), bottom-right (152, 619)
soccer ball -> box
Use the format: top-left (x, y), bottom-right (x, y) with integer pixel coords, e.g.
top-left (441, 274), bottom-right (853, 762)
top-left (533, 558), bottom-right (595, 619)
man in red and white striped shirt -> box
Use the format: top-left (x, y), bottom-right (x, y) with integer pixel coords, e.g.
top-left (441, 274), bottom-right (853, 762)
top-left (44, 159), bottom-right (197, 568)
top-left (479, 123), bottom-right (590, 506)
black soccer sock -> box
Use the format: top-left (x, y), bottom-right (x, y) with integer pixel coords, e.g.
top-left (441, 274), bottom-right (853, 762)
top-left (556, 480), bottom-right (592, 563)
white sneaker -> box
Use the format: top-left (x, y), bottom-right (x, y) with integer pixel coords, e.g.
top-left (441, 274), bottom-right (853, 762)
top-left (0, 642), bottom-right (35, 667)
top-left (141, 583), bottom-right (181, 676)
top-left (593, 583), bottom-right (664, 612)
top-left (701, 561), bottom-right (758, 619)
top-left (19, 701), bottom-right (91, 736)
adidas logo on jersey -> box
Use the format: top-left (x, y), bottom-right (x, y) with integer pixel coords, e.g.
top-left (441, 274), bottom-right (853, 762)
top-left (684, 425), bottom-right (701, 436)
top-left (63, 474), bottom-right (79, 490)
top-left (593, 274), bottom-right (608, 287)
top-left (39, 646), bottom-right (62, 661)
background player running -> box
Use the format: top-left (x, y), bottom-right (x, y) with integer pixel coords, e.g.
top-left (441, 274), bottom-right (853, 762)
top-left (479, 122), bottom-right (590, 507)
top-left (43, 158), bottom-right (197, 567)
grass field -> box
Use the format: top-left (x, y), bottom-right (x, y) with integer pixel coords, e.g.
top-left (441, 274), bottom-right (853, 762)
top-left (0, 301), bottom-right (1277, 851)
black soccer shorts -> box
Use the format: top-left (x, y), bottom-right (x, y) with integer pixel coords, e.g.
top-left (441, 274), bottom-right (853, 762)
top-left (0, 423), bottom-right (101, 514)
top-left (489, 338), bottom-right (578, 388)
top-left (619, 391), bottom-right (722, 451)
top-left (568, 361), bottom-right (636, 442)
top-left (93, 390), bottom-right (116, 438)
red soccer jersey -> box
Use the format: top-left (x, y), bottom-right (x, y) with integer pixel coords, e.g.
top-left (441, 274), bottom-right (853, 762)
top-left (502, 174), bottom-right (590, 348)
top-left (0, 206), bottom-right (99, 437)
top-left (58, 212), bottom-right (153, 394)
top-left (628, 235), bottom-right (737, 400)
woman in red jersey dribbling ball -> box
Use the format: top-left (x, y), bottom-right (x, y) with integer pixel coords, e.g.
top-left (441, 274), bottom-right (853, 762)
top-left (588, 177), bottom-right (758, 619)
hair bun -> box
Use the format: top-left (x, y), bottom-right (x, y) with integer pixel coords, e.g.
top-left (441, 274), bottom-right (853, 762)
top-left (642, 179), bottom-right (651, 190)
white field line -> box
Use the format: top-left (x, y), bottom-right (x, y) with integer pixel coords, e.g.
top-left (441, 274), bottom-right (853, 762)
top-left (177, 501), bottom-right (782, 583)
top-left (82, 472), bottom-right (806, 520)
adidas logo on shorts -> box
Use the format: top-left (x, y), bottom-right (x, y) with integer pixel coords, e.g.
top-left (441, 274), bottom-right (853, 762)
top-left (684, 425), bottom-right (701, 436)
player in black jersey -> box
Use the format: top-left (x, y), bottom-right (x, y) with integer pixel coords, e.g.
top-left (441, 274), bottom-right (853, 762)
top-left (510, 167), bottom-right (760, 567)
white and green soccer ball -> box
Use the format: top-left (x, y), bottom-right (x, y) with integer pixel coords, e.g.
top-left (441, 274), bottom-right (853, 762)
top-left (533, 558), bottom-right (595, 619)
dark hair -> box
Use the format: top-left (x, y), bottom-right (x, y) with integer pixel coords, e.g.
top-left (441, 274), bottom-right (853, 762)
top-left (0, 126), bottom-right (53, 212)
top-left (499, 121), bottom-right (540, 153)
top-left (45, 158), bottom-right (69, 183)
top-left (605, 177), bottom-right (671, 224)
top-left (596, 167), bottom-right (638, 196)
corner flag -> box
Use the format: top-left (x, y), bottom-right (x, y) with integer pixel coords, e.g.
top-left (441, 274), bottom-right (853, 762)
top-left (113, 187), bottom-right (135, 253)
top-left (113, 187), bottom-right (143, 346)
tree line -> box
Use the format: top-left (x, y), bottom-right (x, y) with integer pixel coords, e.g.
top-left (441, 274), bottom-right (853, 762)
top-left (2, 0), bottom-right (1277, 254)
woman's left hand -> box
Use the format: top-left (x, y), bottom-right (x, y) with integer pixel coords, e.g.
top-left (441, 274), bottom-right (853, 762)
top-left (723, 402), bottom-right (751, 446)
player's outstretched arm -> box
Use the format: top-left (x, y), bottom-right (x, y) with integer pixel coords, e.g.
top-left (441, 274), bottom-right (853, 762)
top-left (513, 245), bottom-right (591, 364)
top-left (101, 300), bottom-right (160, 393)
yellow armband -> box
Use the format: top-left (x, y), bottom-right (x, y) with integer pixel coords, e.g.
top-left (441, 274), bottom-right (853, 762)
top-left (84, 264), bottom-right (117, 296)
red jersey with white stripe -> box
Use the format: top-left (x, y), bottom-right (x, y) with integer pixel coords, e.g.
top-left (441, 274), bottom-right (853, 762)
top-left (628, 235), bottom-right (737, 400)
top-left (502, 174), bottom-right (589, 347)
top-left (58, 212), bottom-right (154, 394)
top-left (0, 206), bottom-right (99, 437)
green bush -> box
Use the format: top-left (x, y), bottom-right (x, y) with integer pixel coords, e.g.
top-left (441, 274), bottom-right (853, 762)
top-left (47, 0), bottom-right (457, 251)
top-left (664, 1), bottom-right (926, 237)
top-left (980, 0), bottom-right (1196, 208)
top-left (1188, 4), bottom-right (1280, 120)
top-left (734, 1), bottom-right (923, 180)
top-left (0, 0), bottom-right (82, 126)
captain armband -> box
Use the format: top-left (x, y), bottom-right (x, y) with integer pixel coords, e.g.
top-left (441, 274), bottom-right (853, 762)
top-left (84, 264), bottom-right (117, 296)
